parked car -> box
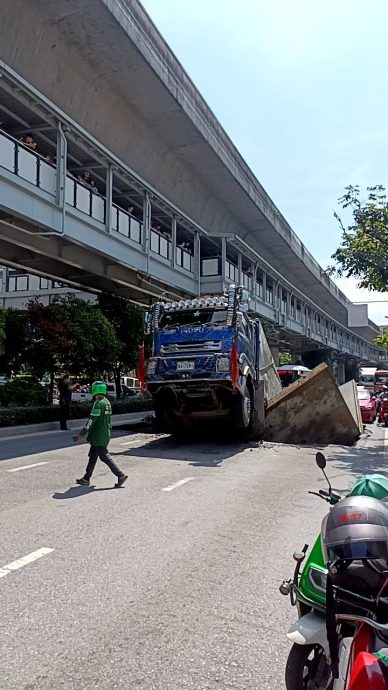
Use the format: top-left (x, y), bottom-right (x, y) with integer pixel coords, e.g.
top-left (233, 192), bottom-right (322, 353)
top-left (357, 386), bottom-right (377, 423)
top-left (72, 382), bottom-right (139, 403)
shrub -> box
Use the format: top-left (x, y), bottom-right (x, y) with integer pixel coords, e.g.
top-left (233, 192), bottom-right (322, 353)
top-left (0, 380), bottom-right (49, 407)
top-left (0, 395), bottom-right (153, 427)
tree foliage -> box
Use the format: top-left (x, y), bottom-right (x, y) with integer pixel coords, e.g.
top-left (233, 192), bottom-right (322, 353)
top-left (0, 309), bottom-right (30, 376)
top-left (278, 351), bottom-right (292, 366)
top-left (0, 309), bottom-right (5, 358)
top-left (374, 333), bottom-right (388, 350)
top-left (98, 293), bottom-right (144, 396)
top-left (329, 185), bottom-right (388, 291)
top-left (24, 295), bottom-right (120, 379)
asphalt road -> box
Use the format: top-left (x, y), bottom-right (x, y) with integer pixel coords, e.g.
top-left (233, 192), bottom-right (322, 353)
top-left (0, 423), bottom-right (386, 689)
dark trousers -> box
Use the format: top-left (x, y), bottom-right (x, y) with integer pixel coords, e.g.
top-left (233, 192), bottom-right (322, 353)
top-left (60, 402), bottom-right (70, 430)
top-left (84, 445), bottom-right (124, 481)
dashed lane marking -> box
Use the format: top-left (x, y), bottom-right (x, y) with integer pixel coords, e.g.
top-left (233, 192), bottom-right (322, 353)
top-left (161, 477), bottom-right (195, 492)
top-left (0, 547), bottom-right (54, 579)
top-left (7, 461), bottom-right (49, 473)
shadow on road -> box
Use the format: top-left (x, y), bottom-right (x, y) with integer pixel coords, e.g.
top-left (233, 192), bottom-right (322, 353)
top-left (111, 435), bottom-right (260, 468)
top-left (52, 485), bottom-right (122, 499)
top-left (327, 426), bottom-right (386, 478)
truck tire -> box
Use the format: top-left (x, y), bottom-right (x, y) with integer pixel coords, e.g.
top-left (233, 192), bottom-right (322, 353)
top-left (233, 383), bottom-right (251, 429)
top-left (233, 382), bottom-right (265, 441)
top-left (154, 404), bottom-right (168, 433)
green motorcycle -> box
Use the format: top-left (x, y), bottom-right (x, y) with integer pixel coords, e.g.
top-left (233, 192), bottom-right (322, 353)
top-left (280, 452), bottom-right (388, 690)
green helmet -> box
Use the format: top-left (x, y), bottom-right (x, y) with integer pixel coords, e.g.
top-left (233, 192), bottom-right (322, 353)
top-left (91, 381), bottom-right (107, 396)
top-left (350, 474), bottom-right (388, 500)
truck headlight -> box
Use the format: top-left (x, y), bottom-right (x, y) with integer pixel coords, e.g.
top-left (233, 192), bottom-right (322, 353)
top-left (217, 356), bottom-right (230, 372)
top-left (147, 359), bottom-right (157, 375)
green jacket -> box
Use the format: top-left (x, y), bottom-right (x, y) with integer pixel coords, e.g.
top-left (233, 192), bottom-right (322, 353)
top-left (81, 397), bottom-right (112, 447)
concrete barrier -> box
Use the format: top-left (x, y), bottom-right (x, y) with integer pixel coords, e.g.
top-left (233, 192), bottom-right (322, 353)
top-left (264, 363), bottom-right (362, 446)
top-left (339, 380), bottom-right (363, 431)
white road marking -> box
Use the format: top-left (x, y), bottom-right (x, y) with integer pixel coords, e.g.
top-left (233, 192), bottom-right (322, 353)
top-left (119, 439), bottom-right (139, 446)
top-left (0, 547), bottom-right (54, 579)
top-left (384, 428), bottom-right (388, 449)
top-left (0, 430), bottom-right (63, 442)
top-left (161, 477), bottom-right (195, 492)
top-left (7, 461), bottom-right (49, 473)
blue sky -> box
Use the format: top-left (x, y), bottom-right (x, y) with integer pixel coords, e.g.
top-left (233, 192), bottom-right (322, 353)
top-left (141, 0), bottom-right (388, 324)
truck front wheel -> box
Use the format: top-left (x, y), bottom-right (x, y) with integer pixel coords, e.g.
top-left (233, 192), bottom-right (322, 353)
top-left (233, 384), bottom-right (252, 429)
top-left (232, 383), bottom-right (264, 441)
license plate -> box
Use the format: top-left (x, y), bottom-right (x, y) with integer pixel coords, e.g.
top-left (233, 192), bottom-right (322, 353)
top-left (177, 360), bottom-right (195, 371)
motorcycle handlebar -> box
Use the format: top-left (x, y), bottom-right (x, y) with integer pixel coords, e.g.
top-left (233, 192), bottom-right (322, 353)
top-left (319, 489), bottom-right (330, 498)
top-left (334, 585), bottom-right (388, 618)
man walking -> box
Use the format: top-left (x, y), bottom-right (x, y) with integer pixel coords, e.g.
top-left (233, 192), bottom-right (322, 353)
top-left (58, 375), bottom-right (79, 431)
top-left (73, 381), bottom-right (128, 487)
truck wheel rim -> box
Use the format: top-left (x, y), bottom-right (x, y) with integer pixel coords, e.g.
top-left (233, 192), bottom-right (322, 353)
top-left (243, 395), bottom-right (251, 426)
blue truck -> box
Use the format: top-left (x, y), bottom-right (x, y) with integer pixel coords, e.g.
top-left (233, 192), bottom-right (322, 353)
top-left (145, 284), bottom-right (281, 439)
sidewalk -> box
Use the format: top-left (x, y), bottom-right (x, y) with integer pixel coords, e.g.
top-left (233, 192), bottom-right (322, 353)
top-left (0, 411), bottom-right (153, 439)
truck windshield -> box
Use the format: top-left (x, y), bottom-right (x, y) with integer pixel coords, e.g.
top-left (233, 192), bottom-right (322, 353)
top-left (159, 309), bottom-right (227, 328)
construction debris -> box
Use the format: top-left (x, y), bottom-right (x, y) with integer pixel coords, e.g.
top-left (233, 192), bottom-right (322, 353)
top-left (264, 363), bottom-right (363, 446)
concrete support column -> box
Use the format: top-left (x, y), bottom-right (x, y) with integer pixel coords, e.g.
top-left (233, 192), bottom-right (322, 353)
top-left (270, 344), bottom-right (280, 366)
top-left (55, 122), bottom-right (67, 207)
top-left (336, 361), bottom-right (346, 385)
top-left (105, 164), bottom-right (113, 233)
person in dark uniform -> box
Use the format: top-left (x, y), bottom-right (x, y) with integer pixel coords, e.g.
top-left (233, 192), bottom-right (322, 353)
top-left (58, 375), bottom-right (79, 431)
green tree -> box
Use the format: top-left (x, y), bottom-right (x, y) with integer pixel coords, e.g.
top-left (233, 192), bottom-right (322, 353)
top-left (98, 293), bottom-right (144, 397)
top-left (25, 296), bottom-right (120, 396)
top-left (0, 309), bottom-right (30, 376)
top-left (0, 308), bottom-right (5, 359)
top-left (374, 333), bottom-right (388, 350)
top-left (329, 185), bottom-right (388, 290)
top-left (279, 351), bottom-right (292, 366)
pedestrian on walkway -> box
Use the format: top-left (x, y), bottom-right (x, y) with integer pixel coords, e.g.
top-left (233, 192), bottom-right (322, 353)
top-left (73, 381), bottom-right (128, 487)
top-left (58, 375), bottom-right (79, 431)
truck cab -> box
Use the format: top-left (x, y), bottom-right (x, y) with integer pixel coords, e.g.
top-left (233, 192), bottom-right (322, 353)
top-left (145, 285), bottom-right (281, 438)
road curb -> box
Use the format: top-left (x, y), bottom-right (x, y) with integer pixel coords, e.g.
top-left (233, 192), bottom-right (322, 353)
top-left (0, 411), bottom-right (153, 438)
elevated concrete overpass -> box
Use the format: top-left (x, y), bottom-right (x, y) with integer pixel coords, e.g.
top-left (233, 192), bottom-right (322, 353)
top-left (0, 0), bottom-right (383, 374)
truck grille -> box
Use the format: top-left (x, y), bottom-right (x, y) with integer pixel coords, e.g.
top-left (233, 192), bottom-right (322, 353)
top-left (160, 340), bottom-right (222, 355)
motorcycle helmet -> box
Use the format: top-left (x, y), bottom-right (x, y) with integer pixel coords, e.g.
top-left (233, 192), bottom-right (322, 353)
top-left (91, 381), bottom-right (107, 396)
top-left (350, 474), bottom-right (388, 500)
top-left (322, 495), bottom-right (388, 563)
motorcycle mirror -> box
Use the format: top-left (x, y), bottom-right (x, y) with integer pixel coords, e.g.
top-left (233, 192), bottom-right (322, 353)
top-left (316, 452), bottom-right (332, 494)
top-left (315, 452), bottom-right (326, 469)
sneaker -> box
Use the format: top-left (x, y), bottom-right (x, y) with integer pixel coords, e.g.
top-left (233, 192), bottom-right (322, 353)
top-left (115, 474), bottom-right (128, 488)
top-left (76, 477), bottom-right (90, 486)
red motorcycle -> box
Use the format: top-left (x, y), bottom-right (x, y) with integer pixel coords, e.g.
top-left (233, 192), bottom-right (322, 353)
top-left (335, 610), bottom-right (388, 689)
top-left (379, 395), bottom-right (388, 426)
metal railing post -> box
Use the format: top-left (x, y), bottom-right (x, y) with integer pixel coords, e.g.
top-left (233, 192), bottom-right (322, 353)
top-left (105, 164), bottom-right (113, 233)
top-left (171, 215), bottom-right (177, 267)
top-left (143, 191), bottom-right (151, 274)
top-left (56, 121), bottom-right (67, 207)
